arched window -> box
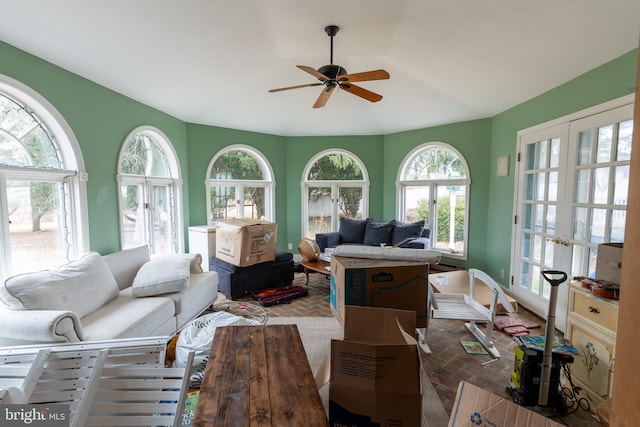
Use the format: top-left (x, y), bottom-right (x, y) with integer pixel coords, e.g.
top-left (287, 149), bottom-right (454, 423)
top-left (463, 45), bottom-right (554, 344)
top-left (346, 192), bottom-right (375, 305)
top-left (117, 126), bottom-right (183, 255)
top-left (0, 75), bottom-right (89, 279)
top-left (303, 149), bottom-right (369, 238)
top-left (397, 142), bottom-right (470, 258)
top-left (206, 145), bottom-right (274, 223)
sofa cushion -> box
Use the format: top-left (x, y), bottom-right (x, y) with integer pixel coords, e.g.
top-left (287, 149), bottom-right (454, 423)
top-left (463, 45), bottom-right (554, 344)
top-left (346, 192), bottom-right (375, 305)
top-left (392, 220), bottom-right (425, 246)
top-left (363, 220), bottom-right (394, 246)
top-left (103, 245), bottom-right (151, 290)
top-left (132, 256), bottom-right (191, 297)
top-left (0, 252), bottom-right (119, 318)
top-left (338, 217), bottom-right (368, 244)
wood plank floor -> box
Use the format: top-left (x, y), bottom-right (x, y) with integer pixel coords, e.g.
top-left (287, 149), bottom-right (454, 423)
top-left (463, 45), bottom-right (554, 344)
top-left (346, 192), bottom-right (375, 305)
top-left (231, 269), bottom-right (602, 427)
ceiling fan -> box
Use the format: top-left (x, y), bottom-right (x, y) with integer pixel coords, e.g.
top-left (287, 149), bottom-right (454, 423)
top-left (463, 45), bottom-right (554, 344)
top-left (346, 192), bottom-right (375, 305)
top-left (269, 25), bottom-right (390, 108)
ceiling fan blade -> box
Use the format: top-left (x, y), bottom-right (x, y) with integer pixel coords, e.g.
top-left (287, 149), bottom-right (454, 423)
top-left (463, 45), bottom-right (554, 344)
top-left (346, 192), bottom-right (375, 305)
top-left (339, 69), bottom-right (390, 83)
top-left (340, 83), bottom-right (383, 103)
top-left (269, 83), bottom-right (323, 93)
top-left (297, 65), bottom-right (330, 81)
top-left (313, 85), bottom-right (335, 108)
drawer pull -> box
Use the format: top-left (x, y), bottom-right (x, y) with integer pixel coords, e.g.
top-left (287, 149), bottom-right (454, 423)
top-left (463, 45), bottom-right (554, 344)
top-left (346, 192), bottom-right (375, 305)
top-left (588, 306), bottom-right (600, 314)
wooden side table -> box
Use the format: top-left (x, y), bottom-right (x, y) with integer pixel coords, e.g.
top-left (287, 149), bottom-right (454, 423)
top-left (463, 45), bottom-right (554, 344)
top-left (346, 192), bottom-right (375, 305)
top-left (193, 325), bottom-right (328, 426)
top-left (300, 259), bottom-right (331, 284)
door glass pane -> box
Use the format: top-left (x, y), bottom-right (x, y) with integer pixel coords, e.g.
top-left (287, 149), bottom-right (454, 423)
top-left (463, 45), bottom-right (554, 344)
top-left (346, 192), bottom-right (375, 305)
top-left (307, 186), bottom-right (331, 238)
top-left (544, 239), bottom-right (554, 266)
top-left (403, 185), bottom-right (430, 222)
top-left (244, 186), bottom-right (265, 219)
top-left (549, 138), bottom-right (560, 168)
top-left (210, 185), bottom-right (235, 221)
top-left (522, 233), bottom-right (531, 259)
top-left (151, 185), bottom-right (171, 254)
top-left (546, 205), bottom-right (556, 234)
top-left (573, 207), bottom-right (588, 241)
top-left (534, 204), bottom-right (543, 232)
top-left (593, 167), bottom-right (609, 204)
top-left (575, 169), bottom-right (590, 203)
top-left (610, 210), bottom-right (626, 242)
top-left (578, 130), bottom-right (593, 165)
top-left (538, 140), bottom-right (548, 168)
top-left (523, 204), bottom-right (532, 230)
top-left (613, 165), bottom-right (629, 205)
top-left (617, 120), bottom-right (633, 161)
top-left (525, 174), bottom-right (534, 200)
top-left (338, 187), bottom-right (363, 220)
top-left (536, 173), bottom-right (546, 201)
top-left (8, 180), bottom-right (64, 274)
top-left (590, 208), bottom-right (606, 243)
top-left (596, 125), bottom-right (613, 163)
top-left (532, 235), bottom-right (542, 263)
top-left (526, 143), bottom-right (536, 170)
top-left (121, 183), bottom-right (146, 249)
top-left (548, 171), bottom-right (558, 202)
top-left (520, 262), bottom-right (530, 288)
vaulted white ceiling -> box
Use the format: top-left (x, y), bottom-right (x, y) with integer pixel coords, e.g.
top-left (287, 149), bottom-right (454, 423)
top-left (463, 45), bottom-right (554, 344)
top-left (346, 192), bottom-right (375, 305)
top-left (1, 1), bottom-right (638, 136)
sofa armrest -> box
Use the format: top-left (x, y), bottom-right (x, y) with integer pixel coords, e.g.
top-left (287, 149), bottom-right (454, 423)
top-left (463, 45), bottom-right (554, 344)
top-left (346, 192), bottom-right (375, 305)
top-left (407, 237), bottom-right (431, 250)
top-left (0, 309), bottom-right (85, 346)
top-left (315, 232), bottom-right (340, 252)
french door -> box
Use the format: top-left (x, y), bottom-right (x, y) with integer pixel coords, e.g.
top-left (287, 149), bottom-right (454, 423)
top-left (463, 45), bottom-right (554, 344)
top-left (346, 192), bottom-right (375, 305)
top-left (511, 102), bottom-right (633, 332)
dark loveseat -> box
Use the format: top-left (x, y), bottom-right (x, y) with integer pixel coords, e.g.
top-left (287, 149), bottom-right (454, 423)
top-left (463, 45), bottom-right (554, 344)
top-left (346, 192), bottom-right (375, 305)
top-left (315, 217), bottom-right (431, 253)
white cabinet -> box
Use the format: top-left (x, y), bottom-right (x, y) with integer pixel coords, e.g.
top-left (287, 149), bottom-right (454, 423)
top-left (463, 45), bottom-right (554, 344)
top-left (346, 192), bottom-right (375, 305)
top-left (565, 282), bottom-right (618, 412)
top-left (188, 226), bottom-right (216, 271)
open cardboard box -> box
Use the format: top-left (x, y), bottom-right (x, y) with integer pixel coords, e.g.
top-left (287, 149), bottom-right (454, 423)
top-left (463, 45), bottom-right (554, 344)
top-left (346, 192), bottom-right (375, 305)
top-left (449, 381), bottom-right (563, 427)
top-left (316, 305), bottom-right (422, 427)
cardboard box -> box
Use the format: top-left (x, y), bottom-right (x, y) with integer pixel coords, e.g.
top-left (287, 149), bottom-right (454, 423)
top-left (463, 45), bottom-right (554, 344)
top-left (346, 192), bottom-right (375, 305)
top-left (330, 256), bottom-right (429, 328)
top-left (449, 381), bottom-right (563, 427)
top-left (328, 306), bottom-right (422, 427)
top-left (595, 243), bottom-right (623, 284)
top-left (215, 219), bottom-right (277, 267)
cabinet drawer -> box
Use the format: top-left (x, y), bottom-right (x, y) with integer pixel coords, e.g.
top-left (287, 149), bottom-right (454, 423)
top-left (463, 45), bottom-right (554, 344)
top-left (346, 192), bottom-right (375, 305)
top-left (572, 292), bottom-right (617, 333)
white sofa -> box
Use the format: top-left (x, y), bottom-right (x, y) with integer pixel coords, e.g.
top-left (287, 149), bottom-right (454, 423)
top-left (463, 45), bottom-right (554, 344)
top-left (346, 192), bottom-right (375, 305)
top-left (0, 246), bottom-right (219, 346)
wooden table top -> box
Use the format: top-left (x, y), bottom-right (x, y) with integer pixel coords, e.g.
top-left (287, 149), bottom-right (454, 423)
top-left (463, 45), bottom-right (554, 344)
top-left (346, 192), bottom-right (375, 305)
top-left (301, 259), bottom-right (331, 275)
top-left (193, 324), bottom-right (328, 427)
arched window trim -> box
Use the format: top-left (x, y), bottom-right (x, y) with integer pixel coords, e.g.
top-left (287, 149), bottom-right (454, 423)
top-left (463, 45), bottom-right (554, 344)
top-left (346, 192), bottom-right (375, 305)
top-left (205, 144), bottom-right (276, 224)
top-left (116, 126), bottom-right (184, 253)
top-left (0, 74), bottom-right (89, 277)
top-left (301, 148), bottom-right (370, 239)
top-left (396, 142), bottom-right (471, 260)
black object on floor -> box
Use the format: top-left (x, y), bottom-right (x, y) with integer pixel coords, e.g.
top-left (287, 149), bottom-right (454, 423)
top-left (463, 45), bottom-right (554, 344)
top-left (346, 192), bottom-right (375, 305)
top-left (252, 285), bottom-right (309, 307)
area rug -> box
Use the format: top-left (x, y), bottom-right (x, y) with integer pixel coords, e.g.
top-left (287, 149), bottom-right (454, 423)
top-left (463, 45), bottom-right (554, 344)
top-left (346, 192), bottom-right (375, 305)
top-left (266, 316), bottom-right (450, 427)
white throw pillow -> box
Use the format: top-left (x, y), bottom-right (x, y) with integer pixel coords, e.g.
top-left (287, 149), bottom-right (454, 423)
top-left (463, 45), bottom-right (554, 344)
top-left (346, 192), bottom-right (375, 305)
top-left (132, 256), bottom-right (191, 297)
top-left (0, 252), bottom-right (119, 318)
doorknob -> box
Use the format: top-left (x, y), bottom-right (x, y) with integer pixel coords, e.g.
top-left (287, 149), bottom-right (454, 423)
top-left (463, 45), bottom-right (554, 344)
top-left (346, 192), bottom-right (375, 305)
top-left (546, 237), bottom-right (570, 247)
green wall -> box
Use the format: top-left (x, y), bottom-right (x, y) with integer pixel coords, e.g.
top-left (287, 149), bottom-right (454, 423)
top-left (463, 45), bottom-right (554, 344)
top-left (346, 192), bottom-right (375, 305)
top-left (0, 41), bottom-right (189, 255)
top-left (1, 38), bottom-right (637, 277)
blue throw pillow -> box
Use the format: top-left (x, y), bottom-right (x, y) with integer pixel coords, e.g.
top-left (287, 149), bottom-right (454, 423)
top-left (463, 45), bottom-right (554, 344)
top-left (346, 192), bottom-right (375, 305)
top-left (392, 220), bottom-right (425, 246)
top-left (363, 220), bottom-right (395, 246)
top-left (339, 217), bottom-right (368, 244)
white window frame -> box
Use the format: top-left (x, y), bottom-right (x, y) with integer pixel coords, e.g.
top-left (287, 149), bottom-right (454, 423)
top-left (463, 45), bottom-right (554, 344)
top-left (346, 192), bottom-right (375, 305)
top-left (396, 142), bottom-right (471, 260)
top-left (302, 148), bottom-right (369, 239)
top-left (116, 126), bottom-right (184, 254)
top-left (0, 74), bottom-right (89, 279)
top-left (205, 144), bottom-right (275, 224)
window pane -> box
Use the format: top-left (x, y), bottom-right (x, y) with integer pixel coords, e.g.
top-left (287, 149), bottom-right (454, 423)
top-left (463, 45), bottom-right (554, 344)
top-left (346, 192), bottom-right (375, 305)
top-left (8, 180), bottom-right (64, 274)
top-left (536, 172), bottom-right (546, 201)
top-left (549, 138), bottom-right (560, 168)
top-left (522, 232), bottom-right (531, 259)
top-left (523, 203), bottom-right (532, 230)
top-left (211, 150), bottom-right (265, 180)
top-left (573, 207), bottom-right (587, 241)
top-left (578, 130), bottom-right (592, 165)
top-left (596, 125), bottom-right (612, 163)
top-left (151, 185), bottom-right (172, 255)
top-left (338, 187), bottom-right (363, 220)
top-left (590, 208), bottom-right (606, 243)
top-left (593, 167), bottom-right (609, 204)
top-left (537, 139), bottom-right (547, 169)
top-left (525, 173), bottom-right (534, 200)
top-left (307, 186), bottom-right (332, 238)
top-left (526, 143), bottom-right (536, 170)
top-left (610, 210), bottom-right (626, 242)
top-left (308, 153), bottom-right (363, 180)
top-left (403, 185), bottom-right (430, 223)
top-left (120, 183), bottom-right (146, 249)
top-left (548, 171), bottom-right (558, 202)
top-left (433, 185), bottom-right (465, 253)
top-left (534, 204), bottom-right (543, 232)
top-left (613, 165), bottom-right (629, 205)
top-left (546, 205), bottom-right (556, 234)
top-left (404, 146), bottom-right (466, 179)
top-left (210, 185), bottom-right (236, 221)
top-left (616, 120), bottom-right (633, 161)
top-left (243, 186), bottom-right (266, 219)
top-left (575, 169), bottom-right (590, 203)
top-left (121, 133), bottom-right (170, 177)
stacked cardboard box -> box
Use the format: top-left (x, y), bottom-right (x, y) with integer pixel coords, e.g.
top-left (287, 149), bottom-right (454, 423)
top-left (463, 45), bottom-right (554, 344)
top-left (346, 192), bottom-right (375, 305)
top-left (214, 219), bottom-right (277, 267)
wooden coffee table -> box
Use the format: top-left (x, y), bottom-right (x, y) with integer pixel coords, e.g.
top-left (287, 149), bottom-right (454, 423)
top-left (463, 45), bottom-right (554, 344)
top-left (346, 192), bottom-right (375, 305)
top-left (193, 324), bottom-right (328, 426)
top-left (301, 259), bottom-right (331, 284)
